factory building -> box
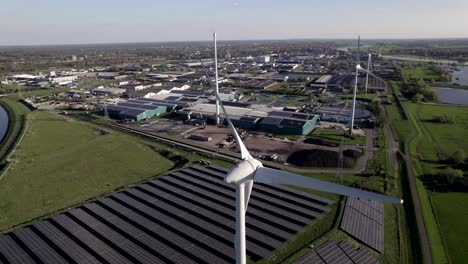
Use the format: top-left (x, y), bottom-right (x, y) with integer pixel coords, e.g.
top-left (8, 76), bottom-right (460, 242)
top-left (255, 55), bottom-right (271, 63)
top-left (320, 114), bottom-right (351, 124)
top-left (259, 111), bottom-right (319, 135)
top-left (106, 98), bottom-right (176, 121)
top-left (229, 116), bottom-right (262, 129)
top-left (92, 87), bottom-right (127, 96)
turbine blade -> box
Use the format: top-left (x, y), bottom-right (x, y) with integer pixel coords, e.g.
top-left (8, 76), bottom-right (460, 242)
top-left (358, 66), bottom-right (382, 81)
top-left (215, 93), bottom-right (252, 160)
top-left (244, 179), bottom-right (253, 212)
top-left (197, 35), bottom-right (252, 160)
top-left (254, 167), bottom-right (403, 204)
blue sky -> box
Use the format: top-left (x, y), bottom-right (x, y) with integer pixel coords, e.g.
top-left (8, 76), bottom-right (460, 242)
top-left (1, 0), bottom-right (467, 45)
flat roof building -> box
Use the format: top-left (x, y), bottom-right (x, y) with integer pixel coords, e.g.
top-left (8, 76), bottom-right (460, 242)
top-left (106, 98), bottom-right (173, 121)
top-left (92, 87), bottom-right (127, 96)
top-left (259, 111), bottom-right (319, 135)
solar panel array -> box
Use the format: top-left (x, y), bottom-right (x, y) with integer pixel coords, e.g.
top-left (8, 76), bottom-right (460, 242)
top-left (340, 197), bottom-right (384, 252)
top-left (0, 165), bottom-right (333, 264)
top-left (293, 240), bottom-right (380, 264)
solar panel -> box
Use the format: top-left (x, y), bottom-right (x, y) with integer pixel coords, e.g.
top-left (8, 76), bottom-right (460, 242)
top-left (279, 119), bottom-right (306, 128)
top-left (293, 240), bottom-right (380, 264)
top-left (340, 198), bottom-right (384, 252)
top-left (0, 166), bottom-right (334, 264)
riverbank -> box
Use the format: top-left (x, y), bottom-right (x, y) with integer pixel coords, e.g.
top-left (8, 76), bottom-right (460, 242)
top-left (0, 105), bottom-right (8, 143)
top-left (0, 98), bottom-right (28, 173)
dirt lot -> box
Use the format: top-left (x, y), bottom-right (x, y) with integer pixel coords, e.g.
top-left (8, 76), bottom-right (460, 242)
top-left (126, 120), bottom-right (366, 167)
top-left (160, 125), bottom-right (362, 165)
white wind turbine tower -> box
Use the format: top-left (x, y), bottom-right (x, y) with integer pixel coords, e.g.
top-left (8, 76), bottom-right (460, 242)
top-left (213, 33), bottom-right (221, 126)
top-left (210, 34), bottom-right (403, 264)
top-left (365, 52), bottom-right (372, 94)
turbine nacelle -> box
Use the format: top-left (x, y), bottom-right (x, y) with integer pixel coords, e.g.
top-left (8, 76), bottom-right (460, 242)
top-left (225, 158), bottom-right (263, 185)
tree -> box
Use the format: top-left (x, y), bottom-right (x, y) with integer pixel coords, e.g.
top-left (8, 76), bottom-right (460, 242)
top-left (441, 167), bottom-right (463, 185)
top-left (412, 93), bottom-right (424, 103)
top-left (450, 150), bottom-right (466, 165)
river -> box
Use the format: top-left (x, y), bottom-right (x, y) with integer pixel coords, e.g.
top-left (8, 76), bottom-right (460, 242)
top-left (433, 87), bottom-right (468, 106)
top-left (0, 104), bottom-right (8, 143)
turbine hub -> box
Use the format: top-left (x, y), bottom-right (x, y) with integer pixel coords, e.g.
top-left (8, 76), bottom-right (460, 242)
top-left (225, 158), bottom-right (263, 185)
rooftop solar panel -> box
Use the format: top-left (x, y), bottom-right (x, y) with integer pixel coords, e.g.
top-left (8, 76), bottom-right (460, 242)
top-left (121, 108), bottom-right (146, 116)
top-left (279, 119), bottom-right (306, 128)
top-left (291, 113), bottom-right (311, 120)
top-left (118, 102), bottom-right (160, 110)
top-left (260, 117), bottom-right (283, 126)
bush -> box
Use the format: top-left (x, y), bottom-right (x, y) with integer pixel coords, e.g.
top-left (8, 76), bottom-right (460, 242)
top-left (450, 150), bottom-right (466, 165)
top-left (431, 114), bottom-right (455, 124)
top-left (402, 78), bottom-right (439, 102)
top-left (412, 93), bottom-right (424, 103)
top-left (440, 167), bottom-right (464, 185)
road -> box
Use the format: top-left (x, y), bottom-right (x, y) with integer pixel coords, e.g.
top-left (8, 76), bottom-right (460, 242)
top-left (384, 124), bottom-right (399, 169)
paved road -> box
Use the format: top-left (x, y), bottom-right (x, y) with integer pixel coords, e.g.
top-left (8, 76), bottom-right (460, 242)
top-left (384, 124), bottom-right (399, 169)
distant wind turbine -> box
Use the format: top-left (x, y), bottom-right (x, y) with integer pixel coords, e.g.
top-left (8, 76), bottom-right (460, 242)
top-left (207, 33), bottom-right (403, 264)
top-left (365, 52), bottom-right (372, 94)
top-left (350, 36), bottom-right (382, 135)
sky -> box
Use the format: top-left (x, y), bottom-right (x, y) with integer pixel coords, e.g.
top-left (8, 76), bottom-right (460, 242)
top-left (1, 0), bottom-right (467, 45)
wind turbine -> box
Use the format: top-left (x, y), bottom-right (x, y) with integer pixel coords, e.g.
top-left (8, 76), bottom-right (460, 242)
top-left (365, 49), bottom-right (372, 94)
top-left (209, 34), bottom-right (403, 264)
top-left (350, 36), bottom-right (381, 135)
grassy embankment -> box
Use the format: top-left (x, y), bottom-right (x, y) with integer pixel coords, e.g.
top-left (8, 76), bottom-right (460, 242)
top-left (406, 103), bottom-right (468, 264)
top-left (388, 81), bottom-right (468, 264)
top-left (0, 97), bottom-right (29, 173)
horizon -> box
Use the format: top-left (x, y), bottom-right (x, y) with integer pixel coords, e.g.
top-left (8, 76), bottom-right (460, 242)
top-left (1, 36), bottom-right (468, 48)
top-left (1, 0), bottom-right (467, 46)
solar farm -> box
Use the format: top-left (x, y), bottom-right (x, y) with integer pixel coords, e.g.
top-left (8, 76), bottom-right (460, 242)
top-left (0, 165), bottom-right (335, 264)
top-left (293, 240), bottom-right (380, 264)
top-left (340, 197), bottom-right (384, 253)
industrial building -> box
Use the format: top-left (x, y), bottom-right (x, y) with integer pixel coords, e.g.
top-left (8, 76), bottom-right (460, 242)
top-left (92, 87), bottom-right (127, 96)
top-left (259, 111), bottom-right (320, 135)
top-left (239, 79), bottom-right (279, 90)
top-left (107, 98), bottom-right (177, 121)
top-left (180, 101), bottom-right (319, 135)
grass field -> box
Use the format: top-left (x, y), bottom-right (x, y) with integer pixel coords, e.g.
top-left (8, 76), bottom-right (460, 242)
top-left (0, 110), bottom-right (175, 231)
top-left (431, 192), bottom-right (468, 264)
top-left (384, 103), bottom-right (412, 143)
top-left (401, 102), bottom-right (468, 264)
top-left (308, 128), bottom-right (366, 145)
top-left (400, 66), bottom-right (442, 80)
